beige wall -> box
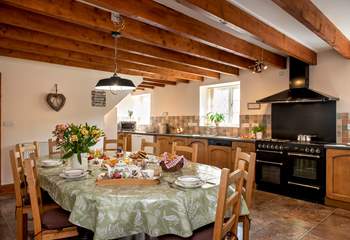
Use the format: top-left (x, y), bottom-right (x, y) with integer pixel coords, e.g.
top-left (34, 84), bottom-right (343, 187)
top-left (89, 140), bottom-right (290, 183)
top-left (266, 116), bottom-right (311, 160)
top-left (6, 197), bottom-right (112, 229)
top-left (0, 56), bottom-right (142, 184)
top-left (310, 50), bottom-right (350, 112)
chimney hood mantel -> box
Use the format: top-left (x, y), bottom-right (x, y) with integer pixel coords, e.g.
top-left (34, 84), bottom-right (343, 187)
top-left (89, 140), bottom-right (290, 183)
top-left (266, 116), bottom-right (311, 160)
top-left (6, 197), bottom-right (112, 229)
top-left (256, 57), bottom-right (339, 104)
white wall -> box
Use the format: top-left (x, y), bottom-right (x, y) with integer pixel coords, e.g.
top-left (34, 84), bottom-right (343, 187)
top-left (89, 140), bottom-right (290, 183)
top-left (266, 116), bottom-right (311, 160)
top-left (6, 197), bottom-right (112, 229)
top-left (310, 50), bottom-right (350, 112)
top-left (0, 56), bottom-right (142, 184)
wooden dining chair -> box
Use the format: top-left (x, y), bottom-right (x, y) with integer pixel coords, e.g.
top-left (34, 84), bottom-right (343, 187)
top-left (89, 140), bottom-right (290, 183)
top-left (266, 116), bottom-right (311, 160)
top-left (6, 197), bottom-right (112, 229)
top-left (234, 147), bottom-right (257, 240)
top-left (103, 137), bottom-right (128, 151)
top-left (141, 139), bottom-right (160, 155)
top-left (10, 149), bottom-right (59, 240)
top-left (48, 138), bottom-right (62, 158)
top-left (157, 168), bottom-right (244, 240)
top-left (24, 158), bottom-right (79, 240)
top-left (171, 142), bottom-right (198, 162)
top-left (10, 150), bottom-right (31, 240)
top-left (16, 141), bottom-right (40, 161)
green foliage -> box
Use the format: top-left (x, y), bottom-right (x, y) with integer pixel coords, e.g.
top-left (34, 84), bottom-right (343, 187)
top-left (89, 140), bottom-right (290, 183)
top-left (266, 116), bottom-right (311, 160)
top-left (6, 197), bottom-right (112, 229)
top-left (251, 125), bottom-right (266, 134)
top-left (53, 123), bottom-right (104, 163)
top-left (207, 112), bottom-right (225, 124)
top-left (128, 110), bottom-right (133, 119)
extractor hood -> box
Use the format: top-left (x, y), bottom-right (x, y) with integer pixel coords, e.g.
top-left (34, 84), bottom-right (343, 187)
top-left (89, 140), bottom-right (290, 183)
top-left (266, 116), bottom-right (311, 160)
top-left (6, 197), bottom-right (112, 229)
top-left (256, 57), bottom-right (339, 103)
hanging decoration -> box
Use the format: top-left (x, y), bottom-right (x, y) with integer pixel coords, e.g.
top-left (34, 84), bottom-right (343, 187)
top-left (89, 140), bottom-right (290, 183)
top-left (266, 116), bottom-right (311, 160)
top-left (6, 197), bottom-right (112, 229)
top-left (46, 84), bottom-right (66, 112)
top-left (95, 12), bottom-right (135, 94)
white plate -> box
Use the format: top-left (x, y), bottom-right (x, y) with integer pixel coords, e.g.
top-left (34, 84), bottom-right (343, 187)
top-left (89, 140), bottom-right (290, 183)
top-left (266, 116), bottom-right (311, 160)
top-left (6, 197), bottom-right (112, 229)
top-left (174, 180), bottom-right (203, 189)
top-left (63, 169), bottom-right (85, 177)
top-left (59, 172), bottom-right (87, 179)
top-left (41, 160), bottom-right (62, 167)
top-left (177, 175), bottom-right (202, 185)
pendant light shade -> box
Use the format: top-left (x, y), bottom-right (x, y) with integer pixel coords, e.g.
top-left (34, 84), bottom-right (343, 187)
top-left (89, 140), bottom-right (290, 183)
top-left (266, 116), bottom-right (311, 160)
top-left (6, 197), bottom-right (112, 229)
top-left (95, 73), bottom-right (136, 91)
top-left (95, 16), bottom-right (135, 92)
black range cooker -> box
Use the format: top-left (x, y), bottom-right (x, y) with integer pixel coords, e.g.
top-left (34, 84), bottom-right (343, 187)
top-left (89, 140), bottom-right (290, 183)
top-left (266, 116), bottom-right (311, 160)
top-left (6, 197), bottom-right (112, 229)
top-left (256, 139), bottom-right (326, 203)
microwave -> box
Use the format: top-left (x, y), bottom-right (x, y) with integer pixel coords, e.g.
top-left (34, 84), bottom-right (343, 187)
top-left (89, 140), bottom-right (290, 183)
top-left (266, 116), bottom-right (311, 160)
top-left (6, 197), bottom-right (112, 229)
top-left (119, 121), bottom-right (136, 131)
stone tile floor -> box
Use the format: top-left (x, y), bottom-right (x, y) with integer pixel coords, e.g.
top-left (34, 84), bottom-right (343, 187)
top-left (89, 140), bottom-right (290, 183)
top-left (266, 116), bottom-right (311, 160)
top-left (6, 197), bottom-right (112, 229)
top-left (1, 190), bottom-right (350, 239)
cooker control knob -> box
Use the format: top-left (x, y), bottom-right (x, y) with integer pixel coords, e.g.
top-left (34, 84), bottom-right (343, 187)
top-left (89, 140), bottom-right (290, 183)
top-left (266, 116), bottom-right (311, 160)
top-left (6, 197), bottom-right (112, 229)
top-left (275, 145), bottom-right (279, 150)
top-left (266, 144), bottom-right (270, 149)
top-left (258, 144), bottom-right (261, 148)
top-left (279, 146), bottom-right (283, 150)
top-left (305, 147), bottom-right (310, 153)
top-left (310, 148), bottom-right (315, 153)
top-left (315, 148), bottom-right (321, 154)
top-left (262, 144), bottom-right (266, 148)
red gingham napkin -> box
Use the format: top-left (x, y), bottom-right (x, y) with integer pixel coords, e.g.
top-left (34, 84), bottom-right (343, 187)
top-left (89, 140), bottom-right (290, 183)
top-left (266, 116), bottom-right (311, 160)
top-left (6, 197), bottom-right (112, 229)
top-left (161, 152), bottom-right (186, 169)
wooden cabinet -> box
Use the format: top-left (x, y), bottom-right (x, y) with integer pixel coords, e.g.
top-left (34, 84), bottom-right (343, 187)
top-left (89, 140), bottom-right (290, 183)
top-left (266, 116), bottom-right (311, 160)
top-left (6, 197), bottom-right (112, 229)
top-left (207, 145), bottom-right (232, 169)
top-left (171, 137), bottom-right (188, 146)
top-left (326, 148), bottom-right (350, 203)
top-left (156, 136), bottom-right (172, 154)
top-left (188, 138), bottom-right (208, 164)
top-left (231, 141), bottom-right (255, 171)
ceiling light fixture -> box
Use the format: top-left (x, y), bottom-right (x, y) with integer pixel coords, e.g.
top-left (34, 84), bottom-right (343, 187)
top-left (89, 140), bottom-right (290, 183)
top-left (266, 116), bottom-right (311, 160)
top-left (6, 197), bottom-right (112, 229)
top-left (249, 49), bottom-right (268, 74)
top-left (95, 13), bottom-right (135, 94)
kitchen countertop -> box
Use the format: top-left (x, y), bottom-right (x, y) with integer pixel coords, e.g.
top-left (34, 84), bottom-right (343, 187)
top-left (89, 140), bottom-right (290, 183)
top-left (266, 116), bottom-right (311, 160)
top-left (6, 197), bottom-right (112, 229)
top-left (325, 143), bottom-right (350, 150)
top-left (119, 130), bottom-right (256, 143)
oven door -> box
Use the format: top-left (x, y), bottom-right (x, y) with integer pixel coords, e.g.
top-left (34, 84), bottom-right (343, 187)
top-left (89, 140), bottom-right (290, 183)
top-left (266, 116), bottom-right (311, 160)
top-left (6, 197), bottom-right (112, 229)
top-left (256, 150), bottom-right (287, 192)
top-left (286, 152), bottom-right (325, 202)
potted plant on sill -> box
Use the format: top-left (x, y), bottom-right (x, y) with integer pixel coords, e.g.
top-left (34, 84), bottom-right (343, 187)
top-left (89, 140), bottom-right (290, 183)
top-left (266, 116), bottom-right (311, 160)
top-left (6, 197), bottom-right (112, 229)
top-left (53, 123), bottom-right (104, 170)
top-left (251, 125), bottom-right (265, 140)
top-left (207, 112), bottom-right (225, 127)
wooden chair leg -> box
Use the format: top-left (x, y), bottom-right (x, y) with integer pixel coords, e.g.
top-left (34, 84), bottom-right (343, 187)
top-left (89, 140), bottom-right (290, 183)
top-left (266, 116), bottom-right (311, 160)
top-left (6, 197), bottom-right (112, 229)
top-left (15, 208), bottom-right (24, 240)
top-left (23, 213), bottom-right (28, 240)
top-left (243, 215), bottom-right (250, 240)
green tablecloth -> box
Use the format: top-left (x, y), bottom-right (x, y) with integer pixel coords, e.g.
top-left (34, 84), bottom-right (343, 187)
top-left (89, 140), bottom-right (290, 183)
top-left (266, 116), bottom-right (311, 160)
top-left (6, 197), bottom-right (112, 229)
top-left (38, 158), bottom-right (249, 240)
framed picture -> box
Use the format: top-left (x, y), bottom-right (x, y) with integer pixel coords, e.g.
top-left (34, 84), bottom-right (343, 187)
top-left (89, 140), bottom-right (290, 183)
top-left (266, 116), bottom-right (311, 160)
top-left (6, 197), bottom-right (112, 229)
top-left (247, 102), bottom-right (261, 110)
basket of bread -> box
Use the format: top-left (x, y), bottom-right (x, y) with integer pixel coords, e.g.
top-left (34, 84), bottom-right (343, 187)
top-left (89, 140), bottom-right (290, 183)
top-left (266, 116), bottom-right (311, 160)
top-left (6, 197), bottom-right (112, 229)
top-left (159, 152), bottom-right (186, 172)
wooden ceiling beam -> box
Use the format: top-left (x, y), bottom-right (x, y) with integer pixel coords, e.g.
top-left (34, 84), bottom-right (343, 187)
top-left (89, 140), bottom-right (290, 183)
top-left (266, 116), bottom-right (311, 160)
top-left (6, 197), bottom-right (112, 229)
top-left (0, 1), bottom-right (250, 70)
top-left (142, 78), bottom-right (177, 85)
top-left (117, 50), bottom-right (219, 79)
top-left (84, 0), bottom-right (286, 68)
top-left (141, 82), bottom-right (165, 87)
top-left (0, 24), bottom-right (238, 76)
top-left (0, 47), bottom-right (186, 83)
top-left (272, 0), bottom-right (350, 59)
top-left (0, 25), bottom-right (221, 78)
top-left (118, 69), bottom-right (187, 83)
top-left (138, 84), bottom-right (154, 89)
top-left (0, 37), bottom-right (201, 81)
top-left (182, 0), bottom-right (317, 65)
top-left (117, 61), bottom-right (203, 81)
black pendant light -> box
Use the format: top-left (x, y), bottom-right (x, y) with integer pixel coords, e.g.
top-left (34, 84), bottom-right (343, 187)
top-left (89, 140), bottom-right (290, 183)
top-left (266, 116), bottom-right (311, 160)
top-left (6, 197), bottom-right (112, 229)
top-left (95, 16), bottom-right (135, 93)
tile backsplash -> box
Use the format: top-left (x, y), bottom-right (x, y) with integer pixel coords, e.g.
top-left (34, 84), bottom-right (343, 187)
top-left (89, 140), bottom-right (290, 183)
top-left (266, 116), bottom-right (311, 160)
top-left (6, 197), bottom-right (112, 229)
top-left (137, 113), bottom-right (348, 143)
top-left (138, 114), bottom-right (271, 138)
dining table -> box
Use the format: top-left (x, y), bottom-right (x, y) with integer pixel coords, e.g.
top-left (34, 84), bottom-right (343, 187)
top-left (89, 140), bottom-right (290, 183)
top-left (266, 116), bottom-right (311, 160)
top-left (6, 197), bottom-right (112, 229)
top-left (37, 154), bottom-right (249, 240)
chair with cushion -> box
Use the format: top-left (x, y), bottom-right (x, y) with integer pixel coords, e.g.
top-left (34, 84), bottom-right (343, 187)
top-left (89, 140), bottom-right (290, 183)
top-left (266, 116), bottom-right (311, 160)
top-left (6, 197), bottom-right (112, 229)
top-left (171, 142), bottom-right (198, 162)
top-left (233, 147), bottom-right (256, 240)
top-left (24, 158), bottom-right (79, 240)
top-left (10, 150), bottom-right (31, 240)
top-left (141, 139), bottom-right (160, 156)
top-left (48, 138), bottom-right (62, 158)
top-left (157, 168), bottom-right (244, 240)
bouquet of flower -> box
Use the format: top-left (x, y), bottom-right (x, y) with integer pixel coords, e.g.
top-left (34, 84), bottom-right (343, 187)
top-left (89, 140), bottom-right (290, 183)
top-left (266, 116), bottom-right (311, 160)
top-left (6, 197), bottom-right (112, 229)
top-left (53, 123), bottom-right (104, 163)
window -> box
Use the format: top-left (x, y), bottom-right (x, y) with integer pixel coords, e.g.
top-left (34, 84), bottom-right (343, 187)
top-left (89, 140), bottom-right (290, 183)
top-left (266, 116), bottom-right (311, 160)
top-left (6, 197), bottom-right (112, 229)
top-left (117, 93), bottom-right (151, 125)
top-left (200, 82), bottom-right (240, 127)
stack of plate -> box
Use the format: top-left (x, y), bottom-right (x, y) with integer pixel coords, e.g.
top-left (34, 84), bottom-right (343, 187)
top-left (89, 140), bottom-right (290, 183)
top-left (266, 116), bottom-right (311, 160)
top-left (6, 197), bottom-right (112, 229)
top-left (41, 160), bottom-right (62, 168)
top-left (175, 175), bottom-right (203, 188)
top-left (59, 169), bottom-right (87, 179)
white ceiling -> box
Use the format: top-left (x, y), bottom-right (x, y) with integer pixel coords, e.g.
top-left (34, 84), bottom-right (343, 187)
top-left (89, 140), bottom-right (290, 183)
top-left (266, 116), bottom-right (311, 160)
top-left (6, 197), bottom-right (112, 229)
top-left (155, 0), bottom-right (350, 55)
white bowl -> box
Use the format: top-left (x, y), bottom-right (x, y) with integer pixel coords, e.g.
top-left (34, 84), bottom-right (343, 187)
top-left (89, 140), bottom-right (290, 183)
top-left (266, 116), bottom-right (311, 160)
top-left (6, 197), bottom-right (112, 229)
top-left (177, 175), bottom-right (201, 185)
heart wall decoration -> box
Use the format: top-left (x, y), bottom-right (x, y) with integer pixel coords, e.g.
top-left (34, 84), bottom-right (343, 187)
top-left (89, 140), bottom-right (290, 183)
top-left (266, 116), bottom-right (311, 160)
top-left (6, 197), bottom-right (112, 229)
top-left (46, 84), bottom-right (66, 112)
